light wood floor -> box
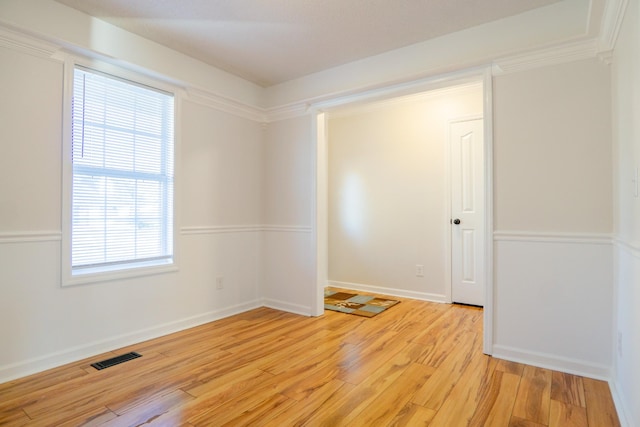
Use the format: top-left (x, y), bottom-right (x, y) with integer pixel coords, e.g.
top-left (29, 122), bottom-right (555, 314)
top-left (0, 292), bottom-right (621, 426)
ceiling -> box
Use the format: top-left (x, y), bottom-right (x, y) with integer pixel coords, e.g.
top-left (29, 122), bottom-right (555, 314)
top-left (55, 0), bottom-right (564, 87)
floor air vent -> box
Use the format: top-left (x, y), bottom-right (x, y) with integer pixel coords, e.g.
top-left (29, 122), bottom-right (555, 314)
top-left (91, 352), bottom-right (142, 370)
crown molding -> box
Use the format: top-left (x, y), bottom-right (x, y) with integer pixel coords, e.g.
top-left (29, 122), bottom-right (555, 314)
top-left (597, 50), bottom-right (614, 66)
top-left (185, 87), bottom-right (267, 123)
top-left (492, 38), bottom-right (600, 75)
top-left (0, 25), bottom-right (61, 61)
top-left (486, 0), bottom-right (630, 75)
top-left (264, 103), bottom-right (311, 122)
top-left (598, 0), bottom-right (629, 52)
top-left (185, 89), bottom-right (312, 124)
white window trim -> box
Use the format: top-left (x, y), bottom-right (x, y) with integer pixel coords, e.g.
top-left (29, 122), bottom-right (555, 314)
top-left (61, 56), bottom-right (181, 287)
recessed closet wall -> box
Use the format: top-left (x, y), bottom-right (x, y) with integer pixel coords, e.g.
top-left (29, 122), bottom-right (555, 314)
top-left (327, 84), bottom-right (483, 300)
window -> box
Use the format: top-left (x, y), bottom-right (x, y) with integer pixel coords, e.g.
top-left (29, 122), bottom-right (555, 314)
top-left (69, 67), bottom-right (175, 279)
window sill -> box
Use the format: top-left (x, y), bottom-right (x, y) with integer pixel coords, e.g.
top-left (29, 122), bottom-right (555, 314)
top-left (62, 261), bottom-right (178, 287)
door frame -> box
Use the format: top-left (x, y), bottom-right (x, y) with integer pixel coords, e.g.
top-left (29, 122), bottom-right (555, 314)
top-left (311, 66), bottom-right (494, 355)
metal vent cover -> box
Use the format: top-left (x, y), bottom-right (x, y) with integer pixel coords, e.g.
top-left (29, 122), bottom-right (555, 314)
top-left (91, 352), bottom-right (142, 370)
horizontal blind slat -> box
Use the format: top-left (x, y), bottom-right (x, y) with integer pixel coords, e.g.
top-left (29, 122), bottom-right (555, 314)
top-left (71, 67), bottom-right (174, 271)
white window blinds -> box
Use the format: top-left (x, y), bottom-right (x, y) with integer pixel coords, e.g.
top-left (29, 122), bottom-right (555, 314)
top-left (71, 67), bottom-right (174, 273)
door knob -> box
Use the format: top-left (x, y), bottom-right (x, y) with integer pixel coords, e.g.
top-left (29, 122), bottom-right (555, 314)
top-left (453, 218), bottom-right (461, 225)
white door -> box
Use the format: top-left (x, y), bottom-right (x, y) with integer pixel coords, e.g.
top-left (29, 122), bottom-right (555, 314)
top-left (450, 118), bottom-right (485, 306)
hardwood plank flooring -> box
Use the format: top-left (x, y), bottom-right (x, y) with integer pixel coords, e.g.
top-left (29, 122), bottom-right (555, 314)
top-left (0, 291), bottom-right (621, 426)
top-left (511, 366), bottom-right (552, 425)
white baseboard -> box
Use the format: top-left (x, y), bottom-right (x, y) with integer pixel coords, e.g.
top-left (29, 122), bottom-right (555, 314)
top-left (492, 344), bottom-right (611, 380)
top-left (328, 280), bottom-right (448, 303)
top-left (0, 299), bottom-right (262, 384)
top-left (609, 379), bottom-right (634, 427)
top-left (262, 298), bottom-right (312, 316)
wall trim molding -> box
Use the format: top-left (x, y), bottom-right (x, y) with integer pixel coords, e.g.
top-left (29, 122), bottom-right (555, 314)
top-left (492, 344), bottom-right (611, 381)
top-left (614, 237), bottom-right (640, 258)
top-left (181, 225), bottom-right (312, 235)
top-left (493, 230), bottom-right (613, 245)
top-left (0, 25), bottom-right (61, 61)
top-left (262, 225), bottom-right (312, 233)
top-left (181, 225), bottom-right (263, 235)
top-left (264, 103), bottom-right (311, 123)
top-left (185, 87), bottom-right (266, 123)
top-left (599, 0), bottom-right (629, 52)
top-left (0, 231), bottom-right (62, 244)
top-left (0, 226), bottom-right (311, 241)
top-left (0, 299), bottom-right (262, 384)
top-left (261, 298), bottom-right (312, 317)
top-left (609, 378), bottom-right (634, 427)
top-left (328, 280), bottom-right (448, 304)
top-left (492, 38), bottom-right (600, 75)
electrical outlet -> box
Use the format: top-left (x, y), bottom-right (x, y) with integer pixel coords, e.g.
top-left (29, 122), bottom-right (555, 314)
top-left (415, 265), bottom-right (424, 277)
top-left (216, 276), bottom-right (224, 290)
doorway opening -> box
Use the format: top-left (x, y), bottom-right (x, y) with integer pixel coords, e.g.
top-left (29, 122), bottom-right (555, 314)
top-left (313, 68), bottom-right (494, 355)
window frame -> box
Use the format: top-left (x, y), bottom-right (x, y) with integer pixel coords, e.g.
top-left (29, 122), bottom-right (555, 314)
top-left (61, 57), bottom-right (180, 287)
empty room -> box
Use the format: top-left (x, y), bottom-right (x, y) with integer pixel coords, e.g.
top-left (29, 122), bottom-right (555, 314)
top-left (0, 0), bottom-right (638, 425)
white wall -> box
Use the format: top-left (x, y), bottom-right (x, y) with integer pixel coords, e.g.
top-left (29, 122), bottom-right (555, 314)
top-left (181, 101), bottom-right (264, 226)
top-left (0, 42), bottom-right (62, 232)
top-left (179, 99), bottom-right (264, 308)
top-left (612, 0), bottom-right (640, 424)
top-left (494, 59), bottom-right (612, 234)
top-left (492, 58), bottom-right (613, 378)
top-left (0, 43), bottom-right (265, 382)
top-left (327, 85), bottom-right (482, 301)
top-left (261, 116), bottom-right (316, 315)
